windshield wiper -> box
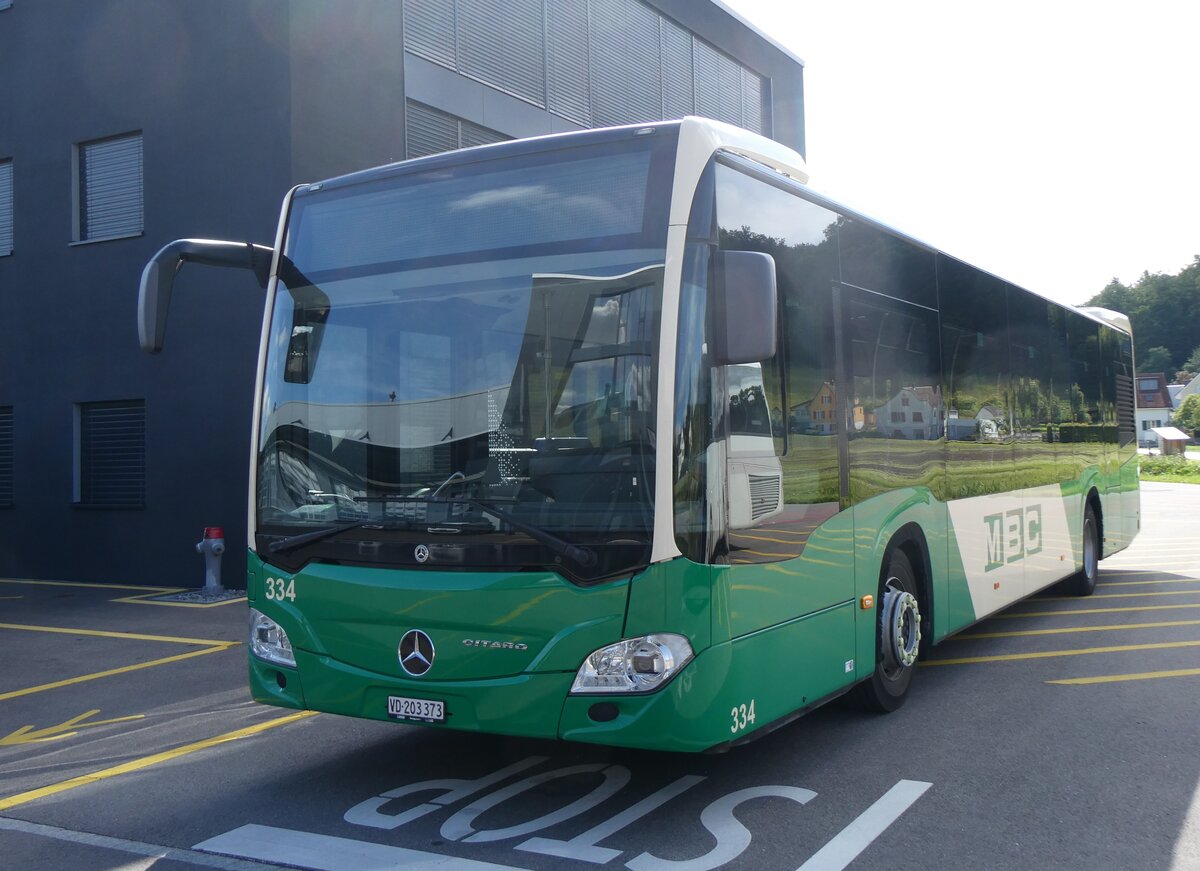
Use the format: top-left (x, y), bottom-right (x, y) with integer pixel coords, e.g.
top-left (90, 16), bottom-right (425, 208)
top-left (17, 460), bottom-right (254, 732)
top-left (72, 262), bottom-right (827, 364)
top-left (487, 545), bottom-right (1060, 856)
top-left (466, 498), bottom-right (596, 568)
top-left (267, 519), bottom-right (395, 554)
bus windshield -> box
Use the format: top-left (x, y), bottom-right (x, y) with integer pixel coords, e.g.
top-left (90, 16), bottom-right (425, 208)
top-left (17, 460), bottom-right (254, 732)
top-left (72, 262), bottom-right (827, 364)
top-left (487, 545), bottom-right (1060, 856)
top-left (255, 131), bottom-right (675, 580)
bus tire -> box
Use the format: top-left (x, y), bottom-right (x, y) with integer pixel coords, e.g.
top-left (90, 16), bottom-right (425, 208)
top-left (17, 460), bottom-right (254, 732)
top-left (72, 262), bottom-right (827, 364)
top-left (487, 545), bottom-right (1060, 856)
top-left (1065, 502), bottom-right (1099, 597)
top-left (854, 548), bottom-right (922, 713)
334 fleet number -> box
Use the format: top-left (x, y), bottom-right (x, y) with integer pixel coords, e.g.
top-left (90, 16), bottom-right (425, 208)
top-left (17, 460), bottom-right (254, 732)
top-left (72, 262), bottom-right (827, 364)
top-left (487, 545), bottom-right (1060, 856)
top-left (264, 576), bottom-right (296, 602)
top-left (730, 699), bottom-right (756, 734)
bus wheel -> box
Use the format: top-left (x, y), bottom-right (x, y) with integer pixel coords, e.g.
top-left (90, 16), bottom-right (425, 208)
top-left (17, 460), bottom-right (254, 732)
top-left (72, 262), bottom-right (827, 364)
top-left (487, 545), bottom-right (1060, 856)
top-left (1066, 503), bottom-right (1099, 597)
top-left (854, 549), bottom-right (922, 713)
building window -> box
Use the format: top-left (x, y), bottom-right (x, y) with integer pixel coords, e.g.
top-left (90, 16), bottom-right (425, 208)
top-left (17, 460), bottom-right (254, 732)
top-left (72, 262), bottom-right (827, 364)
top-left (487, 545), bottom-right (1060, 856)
top-left (75, 400), bottom-right (145, 507)
top-left (912, 411), bottom-right (924, 422)
top-left (75, 132), bottom-right (143, 242)
top-left (0, 407), bottom-right (12, 507)
top-left (0, 159), bottom-right (12, 256)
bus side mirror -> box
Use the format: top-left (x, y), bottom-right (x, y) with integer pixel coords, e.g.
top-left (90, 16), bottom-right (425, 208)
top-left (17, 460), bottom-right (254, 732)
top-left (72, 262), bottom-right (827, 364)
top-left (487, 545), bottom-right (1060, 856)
top-left (138, 239), bottom-right (273, 353)
top-left (711, 250), bottom-right (778, 366)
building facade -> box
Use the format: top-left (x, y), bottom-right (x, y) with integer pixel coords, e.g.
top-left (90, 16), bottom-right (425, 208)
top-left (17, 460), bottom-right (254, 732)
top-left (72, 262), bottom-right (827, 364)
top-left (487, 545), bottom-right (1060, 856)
top-left (1134, 372), bottom-right (1174, 448)
top-left (0, 0), bottom-right (805, 586)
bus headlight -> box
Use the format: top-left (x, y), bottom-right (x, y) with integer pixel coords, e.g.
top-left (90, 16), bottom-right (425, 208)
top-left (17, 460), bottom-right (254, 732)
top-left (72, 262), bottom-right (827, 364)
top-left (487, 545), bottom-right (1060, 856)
top-left (250, 608), bottom-right (295, 668)
top-left (570, 634), bottom-right (693, 694)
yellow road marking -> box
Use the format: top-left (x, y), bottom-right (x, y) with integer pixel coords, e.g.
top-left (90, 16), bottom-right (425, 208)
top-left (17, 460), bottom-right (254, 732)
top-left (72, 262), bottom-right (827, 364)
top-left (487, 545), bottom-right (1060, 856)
top-left (113, 591), bottom-right (248, 608)
top-left (1048, 668), bottom-right (1200, 686)
top-left (0, 578), bottom-right (180, 593)
top-left (0, 622), bottom-right (234, 647)
top-left (957, 619), bottom-right (1200, 639)
top-left (1040, 590), bottom-right (1200, 602)
top-left (1, 709), bottom-right (146, 746)
top-left (1098, 578), bottom-right (1200, 588)
top-left (729, 534), bottom-right (808, 545)
top-left (0, 578), bottom-right (245, 608)
top-left (0, 711), bottom-right (318, 812)
top-left (923, 639), bottom-right (1200, 666)
top-left (998, 603), bottom-right (1200, 619)
top-left (731, 549), bottom-right (798, 559)
top-left (0, 644), bottom-right (235, 702)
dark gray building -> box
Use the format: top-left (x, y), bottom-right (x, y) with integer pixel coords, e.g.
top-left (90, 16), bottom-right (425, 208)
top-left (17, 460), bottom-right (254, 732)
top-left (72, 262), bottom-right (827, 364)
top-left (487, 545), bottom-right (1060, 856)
top-left (0, 0), bottom-right (804, 587)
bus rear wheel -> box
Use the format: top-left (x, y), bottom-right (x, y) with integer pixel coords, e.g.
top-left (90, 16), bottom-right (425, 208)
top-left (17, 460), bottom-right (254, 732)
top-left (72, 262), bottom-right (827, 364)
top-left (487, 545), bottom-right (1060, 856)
top-left (854, 549), bottom-right (922, 713)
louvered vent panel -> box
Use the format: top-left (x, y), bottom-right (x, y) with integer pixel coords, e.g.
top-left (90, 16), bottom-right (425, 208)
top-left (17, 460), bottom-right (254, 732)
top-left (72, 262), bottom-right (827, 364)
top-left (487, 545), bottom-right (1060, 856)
top-left (660, 17), bottom-right (693, 119)
top-left (458, 0), bottom-right (545, 105)
top-left (406, 100), bottom-right (459, 158)
top-left (590, 0), bottom-right (661, 127)
top-left (748, 474), bottom-right (781, 520)
top-left (460, 120), bottom-right (509, 148)
top-left (403, 0), bottom-right (456, 67)
top-left (546, 0), bottom-right (590, 124)
top-left (1115, 374), bottom-right (1136, 447)
top-left (741, 68), bottom-right (764, 134)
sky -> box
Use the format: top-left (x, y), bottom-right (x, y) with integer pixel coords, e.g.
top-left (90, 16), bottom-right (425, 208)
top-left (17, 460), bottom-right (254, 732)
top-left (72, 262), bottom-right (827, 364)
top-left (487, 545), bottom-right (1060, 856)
top-left (721, 0), bottom-right (1200, 307)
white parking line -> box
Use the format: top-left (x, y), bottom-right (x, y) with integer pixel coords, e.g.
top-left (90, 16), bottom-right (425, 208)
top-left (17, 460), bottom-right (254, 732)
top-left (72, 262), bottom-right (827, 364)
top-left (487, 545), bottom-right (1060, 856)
top-left (795, 780), bottom-right (932, 871)
top-left (194, 824), bottom-right (529, 871)
top-left (0, 816), bottom-right (286, 870)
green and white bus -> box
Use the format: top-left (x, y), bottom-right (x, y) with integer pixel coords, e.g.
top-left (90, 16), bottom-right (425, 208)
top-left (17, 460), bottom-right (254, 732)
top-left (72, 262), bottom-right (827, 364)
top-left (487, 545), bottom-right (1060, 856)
top-left (139, 117), bottom-right (1139, 752)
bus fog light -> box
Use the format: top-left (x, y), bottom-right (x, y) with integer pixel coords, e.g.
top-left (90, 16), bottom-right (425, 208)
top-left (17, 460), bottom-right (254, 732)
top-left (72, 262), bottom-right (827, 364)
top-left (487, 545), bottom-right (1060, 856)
top-left (250, 608), bottom-right (295, 668)
top-left (571, 634), bottom-right (693, 694)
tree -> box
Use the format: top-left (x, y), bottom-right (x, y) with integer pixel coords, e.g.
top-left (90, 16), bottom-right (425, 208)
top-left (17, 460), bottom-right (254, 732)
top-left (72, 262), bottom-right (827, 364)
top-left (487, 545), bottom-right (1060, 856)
top-left (1180, 345), bottom-right (1200, 382)
top-left (1138, 346), bottom-right (1172, 374)
top-left (1086, 255), bottom-right (1200, 376)
top-left (1175, 394), bottom-right (1200, 437)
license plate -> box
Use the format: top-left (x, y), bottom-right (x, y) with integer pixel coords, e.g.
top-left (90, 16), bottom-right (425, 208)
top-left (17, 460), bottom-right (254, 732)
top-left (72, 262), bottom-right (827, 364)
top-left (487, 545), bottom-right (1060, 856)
top-left (388, 695), bottom-right (445, 723)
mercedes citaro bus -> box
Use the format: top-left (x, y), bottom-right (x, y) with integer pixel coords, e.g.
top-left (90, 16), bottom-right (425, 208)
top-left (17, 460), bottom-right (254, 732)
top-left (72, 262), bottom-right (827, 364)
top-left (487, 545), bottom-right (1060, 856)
top-left (138, 117), bottom-right (1138, 751)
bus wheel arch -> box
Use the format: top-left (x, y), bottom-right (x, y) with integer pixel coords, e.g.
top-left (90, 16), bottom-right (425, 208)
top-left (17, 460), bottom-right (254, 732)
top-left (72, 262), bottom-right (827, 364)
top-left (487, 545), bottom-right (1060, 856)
top-left (854, 524), bottom-right (931, 713)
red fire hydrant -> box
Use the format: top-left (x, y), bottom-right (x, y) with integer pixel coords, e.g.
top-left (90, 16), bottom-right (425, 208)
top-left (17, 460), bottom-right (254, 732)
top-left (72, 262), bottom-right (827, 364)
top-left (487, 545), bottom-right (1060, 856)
top-left (195, 526), bottom-right (226, 594)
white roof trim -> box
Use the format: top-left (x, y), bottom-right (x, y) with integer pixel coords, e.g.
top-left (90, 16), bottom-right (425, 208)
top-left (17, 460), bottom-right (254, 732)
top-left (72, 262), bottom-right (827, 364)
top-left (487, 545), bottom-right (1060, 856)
top-left (1150, 427), bottom-right (1191, 441)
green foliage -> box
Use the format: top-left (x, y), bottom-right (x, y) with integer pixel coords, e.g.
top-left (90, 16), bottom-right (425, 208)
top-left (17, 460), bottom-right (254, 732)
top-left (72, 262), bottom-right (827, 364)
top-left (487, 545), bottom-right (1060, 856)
top-left (1174, 394), bottom-right (1200, 435)
top-left (1140, 454), bottom-right (1200, 482)
top-left (1186, 345), bottom-right (1200, 373)
top-left (1086, 256), bottom-right (1200, 377)
top-left (1139, 346), bottom-right (1173, 373)
top-left (1178, 345), bottom-right (1200, 382)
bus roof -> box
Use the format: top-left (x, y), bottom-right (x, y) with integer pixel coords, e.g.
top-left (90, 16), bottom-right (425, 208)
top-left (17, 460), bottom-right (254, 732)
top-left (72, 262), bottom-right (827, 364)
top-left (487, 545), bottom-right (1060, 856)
top-left (297, 117), bottom-right (809, 196)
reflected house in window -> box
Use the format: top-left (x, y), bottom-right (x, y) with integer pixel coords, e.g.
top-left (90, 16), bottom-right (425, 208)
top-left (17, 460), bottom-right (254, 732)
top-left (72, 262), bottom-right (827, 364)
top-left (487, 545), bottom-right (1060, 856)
top-left (802, 381), bottom-right (843, 435)
top-left (788, 402), bottom-right (813, 434)
top-left (948, 403), bottom-right (1005, 440)
top-left (872, 386), bottom-right (942, 440)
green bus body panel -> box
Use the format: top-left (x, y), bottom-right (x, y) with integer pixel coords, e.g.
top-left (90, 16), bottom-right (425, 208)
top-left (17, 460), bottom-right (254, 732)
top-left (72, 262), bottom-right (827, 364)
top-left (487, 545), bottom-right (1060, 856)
top-left (716, 509), bottom-right (855, 643)
top-left (248, 555), bottom-right (628, 680)
top-left (244, 460), bottom-right (1134, 750)
top-left (623, 558), bottom-right (712, 650)
top-left (561, 602), bottom-right (855, 751)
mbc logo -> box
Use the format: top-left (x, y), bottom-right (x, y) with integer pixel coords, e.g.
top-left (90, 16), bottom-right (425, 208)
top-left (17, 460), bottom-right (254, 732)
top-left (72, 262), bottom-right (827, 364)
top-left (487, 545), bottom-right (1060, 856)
top-left (983, 503), bottom-right (1043, 571)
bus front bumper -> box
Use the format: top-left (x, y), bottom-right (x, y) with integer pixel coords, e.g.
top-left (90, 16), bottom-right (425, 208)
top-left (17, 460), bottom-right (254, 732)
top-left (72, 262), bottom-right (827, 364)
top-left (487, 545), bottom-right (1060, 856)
top-left (249, 643), bottom-right (739, 752)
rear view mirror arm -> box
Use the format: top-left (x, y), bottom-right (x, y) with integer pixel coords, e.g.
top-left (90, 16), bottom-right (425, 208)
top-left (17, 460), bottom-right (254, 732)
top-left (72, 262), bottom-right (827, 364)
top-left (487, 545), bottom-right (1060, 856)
top-left (138, 238), bottom-right (274, 353)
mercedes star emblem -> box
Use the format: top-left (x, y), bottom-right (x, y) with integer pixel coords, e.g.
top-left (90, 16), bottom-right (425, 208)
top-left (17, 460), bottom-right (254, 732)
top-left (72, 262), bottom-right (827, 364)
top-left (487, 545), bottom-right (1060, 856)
top-left (398, 629), bottom-right (435, 676)
top-left (414, 544), bottom-right (430, 564)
